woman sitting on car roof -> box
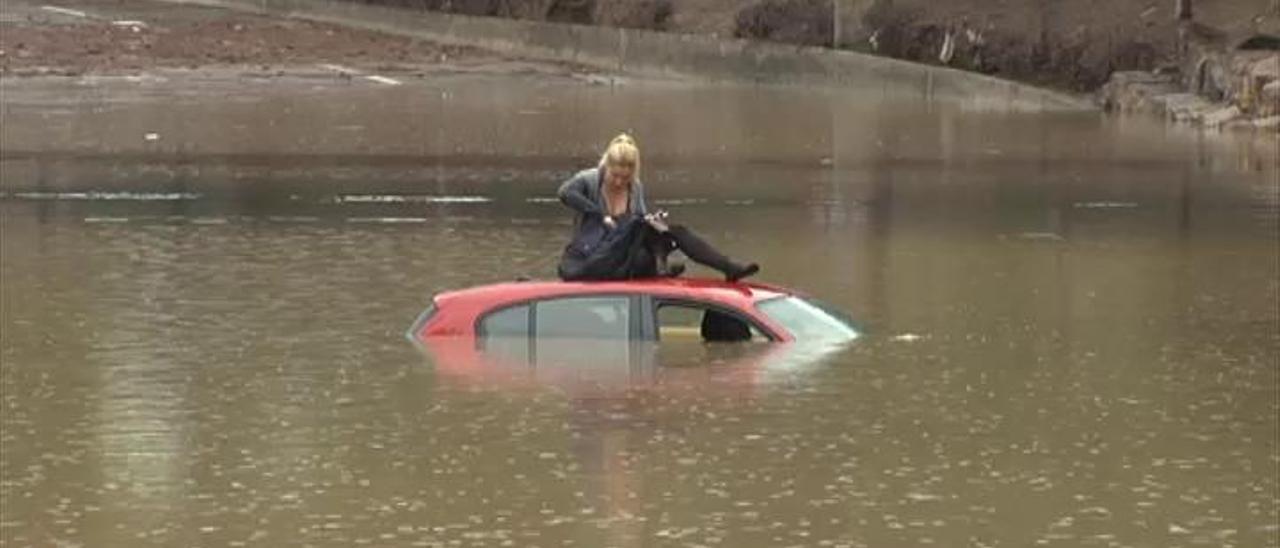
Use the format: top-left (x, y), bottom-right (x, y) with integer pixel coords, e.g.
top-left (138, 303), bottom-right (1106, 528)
top-left (556, 133), bottom-right (759, 282)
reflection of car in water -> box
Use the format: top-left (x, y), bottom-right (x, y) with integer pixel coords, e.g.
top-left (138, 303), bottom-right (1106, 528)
top-left (405, 278), bottom-right (861, 344)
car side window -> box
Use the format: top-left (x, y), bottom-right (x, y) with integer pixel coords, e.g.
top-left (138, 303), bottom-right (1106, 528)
top-left (478, 304), bottom-right (530, 338)
top-left (535, 296), bottom-right (631, 339)
top-left (656, 302), bottom-right (767, 342)
top-left (477, 304), bottom-right (533, 363)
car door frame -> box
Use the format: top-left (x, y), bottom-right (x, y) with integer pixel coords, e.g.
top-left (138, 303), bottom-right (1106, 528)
top-left (639, 295), bottom-right (782, 342)
top-left (475, 293), bottom-right (649, 356)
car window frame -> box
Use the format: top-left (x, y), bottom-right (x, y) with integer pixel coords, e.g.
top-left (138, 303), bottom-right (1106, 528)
top-left (474, 293), bottom-right (645, 342)
top-left (645, 296), bottom-right (781, 342)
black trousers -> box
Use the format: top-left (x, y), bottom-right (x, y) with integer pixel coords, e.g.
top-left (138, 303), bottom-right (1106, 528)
top-left (557, 218), bottom-right (740, 281)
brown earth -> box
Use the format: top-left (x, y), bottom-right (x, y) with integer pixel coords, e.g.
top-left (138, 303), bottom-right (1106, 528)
top-left (3, 0), bottom-right (1273, 91)
top-left (361, 0), bottom-right (1279, 92)
top-left (0, 12), bottom-right (502, 76)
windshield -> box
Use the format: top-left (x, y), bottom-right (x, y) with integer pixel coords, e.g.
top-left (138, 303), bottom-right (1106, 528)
top-left (756, 296), bottom-right (860, 341)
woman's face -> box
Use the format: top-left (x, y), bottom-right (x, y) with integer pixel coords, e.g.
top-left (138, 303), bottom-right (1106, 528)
top-left (605, 163), bottom-right (634, 191)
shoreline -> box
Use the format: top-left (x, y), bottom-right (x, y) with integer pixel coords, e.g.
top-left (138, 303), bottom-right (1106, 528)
top-left (2, 0), bottom-right (1274, 153)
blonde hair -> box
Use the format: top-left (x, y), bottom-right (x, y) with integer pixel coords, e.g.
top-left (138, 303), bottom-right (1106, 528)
top-left (599, 133), bottom-right (640, 178)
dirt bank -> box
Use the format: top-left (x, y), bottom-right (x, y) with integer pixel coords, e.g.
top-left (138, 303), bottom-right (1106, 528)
top-left (356, 0), bottom-right (1278, 93)
top-left (845, 0), bottom-right (1276, 92)
top-left (0, 3), bottom-right (523, 76)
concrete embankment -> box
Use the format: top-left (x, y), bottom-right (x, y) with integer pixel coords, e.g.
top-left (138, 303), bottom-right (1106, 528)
top-left (164, 0), bottom-right (1092, 112)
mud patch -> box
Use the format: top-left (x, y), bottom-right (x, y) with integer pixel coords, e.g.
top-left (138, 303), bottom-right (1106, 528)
top-left (733, 0), bottom-right (831, 47)
top-left (0, 12), bottom-right (495, 75)
top-left (355, 0), bottom-right (675, 30)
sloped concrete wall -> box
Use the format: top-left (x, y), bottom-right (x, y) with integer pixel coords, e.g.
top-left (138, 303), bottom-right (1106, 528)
top-left (169, 0), bottom-right (1094, 111)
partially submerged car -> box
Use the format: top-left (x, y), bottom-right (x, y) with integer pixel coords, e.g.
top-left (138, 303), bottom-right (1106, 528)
top-left (406, 278), bottom-right (860, 345)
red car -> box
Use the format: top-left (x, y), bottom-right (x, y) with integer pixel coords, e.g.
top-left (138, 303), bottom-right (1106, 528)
top-left (406, 277), bottom-right (860, 345)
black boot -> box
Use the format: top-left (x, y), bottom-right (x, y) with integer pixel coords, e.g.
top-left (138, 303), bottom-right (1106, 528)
top-left (667, 225), bottom-right (759, 282)
top-left (726, 262), bottom-right (759, 282)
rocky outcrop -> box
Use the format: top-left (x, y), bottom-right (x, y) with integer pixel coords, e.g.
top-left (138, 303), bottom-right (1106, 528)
top-left (1101, 39), bottom-right (1279, 133)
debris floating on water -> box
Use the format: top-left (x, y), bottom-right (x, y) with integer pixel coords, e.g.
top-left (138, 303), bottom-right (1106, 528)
top-left (346, 217), bottom-right (429, 224)
top-left (112, 20), bottom-right (147, 30)
top-left (1016, 232), bottom-right (1066, 242)
top-left (1074, 201), bottom-right (1139, 209)
top-left (340, 194), bottom-right (490, 204)
top-left (10, 191), bottom-right (200, 201)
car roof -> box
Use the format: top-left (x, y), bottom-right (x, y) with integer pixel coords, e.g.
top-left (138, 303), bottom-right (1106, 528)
top-left (433, 277), bottom-right (794, 310)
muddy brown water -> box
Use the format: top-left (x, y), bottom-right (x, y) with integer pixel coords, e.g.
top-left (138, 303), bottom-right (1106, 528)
top-left (2, 74), bottom-right (1278, 547)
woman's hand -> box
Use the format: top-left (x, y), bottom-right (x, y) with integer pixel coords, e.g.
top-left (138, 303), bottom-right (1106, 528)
top-left (643, 210), bottom-right (669, 233)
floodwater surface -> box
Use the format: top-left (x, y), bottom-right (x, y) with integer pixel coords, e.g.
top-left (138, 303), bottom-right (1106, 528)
top-left (2, 73), bottom-right (1278, 547)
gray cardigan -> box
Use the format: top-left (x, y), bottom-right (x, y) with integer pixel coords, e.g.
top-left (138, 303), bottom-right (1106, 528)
top-left (557, 167), bottom-right (648, 234)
